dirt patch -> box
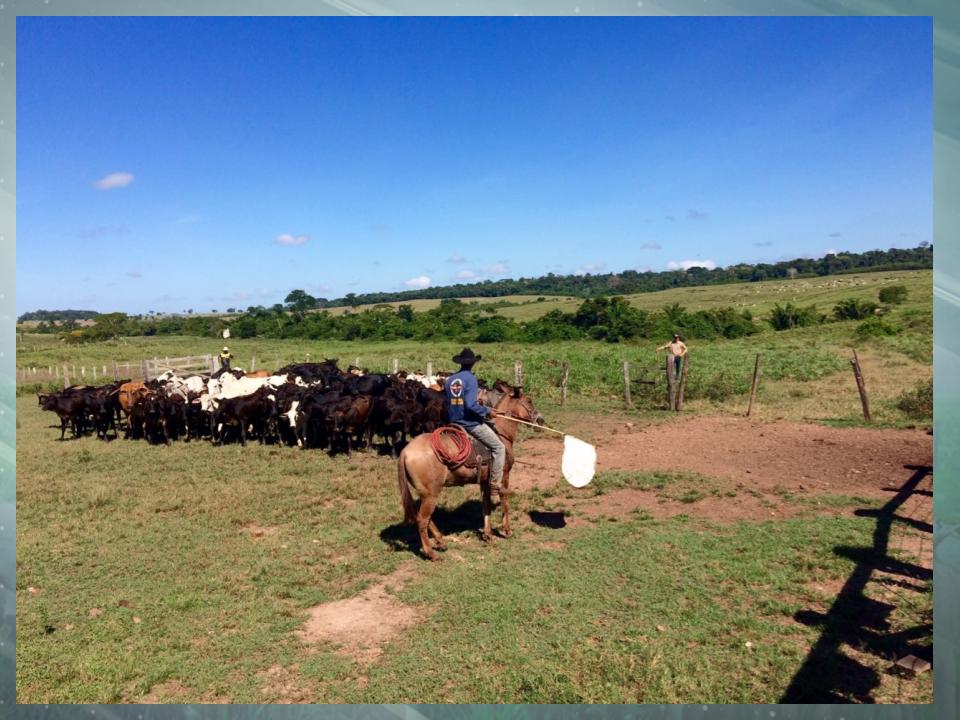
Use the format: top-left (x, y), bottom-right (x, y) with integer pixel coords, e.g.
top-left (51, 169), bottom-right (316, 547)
top-left (559, 487), bottom-right (800, 523)
top-left (256, 663), bottom-right (314, 704)
top-left (141, 680), bottom-right (191, 704)
top-left (240, 523), bottom-right (279, 539)
top-left (512, 416), bottom-right (931, 502)
top-left (296, 561), bottom-right (423, 663)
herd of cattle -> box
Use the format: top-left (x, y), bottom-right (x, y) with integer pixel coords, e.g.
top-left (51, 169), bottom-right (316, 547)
top-left (38, 359), bottom-right (473, 456)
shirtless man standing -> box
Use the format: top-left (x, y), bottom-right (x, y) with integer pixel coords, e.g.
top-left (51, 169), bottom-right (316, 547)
top-left (657, 334), bottom-right (688, 376)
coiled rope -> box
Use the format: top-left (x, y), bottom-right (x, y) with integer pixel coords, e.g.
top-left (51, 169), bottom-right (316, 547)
top-left (430, 425), bottom-right (474, 465)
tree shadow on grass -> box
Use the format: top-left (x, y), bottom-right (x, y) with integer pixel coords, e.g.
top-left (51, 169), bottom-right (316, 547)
top-left (780, 464), bottom-right (933, 703)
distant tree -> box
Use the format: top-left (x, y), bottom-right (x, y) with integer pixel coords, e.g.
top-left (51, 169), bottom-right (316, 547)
top-left (284, 289), bottom-right (318, 312)
top-left (833, 298), bottom-right (879, 321)
top-left (879, 285), bottom-right (908, 305)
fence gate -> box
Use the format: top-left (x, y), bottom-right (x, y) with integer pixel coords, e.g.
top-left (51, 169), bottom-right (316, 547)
top-left (143, 354), bottom-right (216, 380)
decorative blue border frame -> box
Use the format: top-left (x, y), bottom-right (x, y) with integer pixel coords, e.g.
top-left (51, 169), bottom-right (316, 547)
top-left (2, 1), bottom-right (955, 717)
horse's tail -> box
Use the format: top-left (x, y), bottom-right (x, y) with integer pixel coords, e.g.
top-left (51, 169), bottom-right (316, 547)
top-left (397, 451), bottom-right (418, 524)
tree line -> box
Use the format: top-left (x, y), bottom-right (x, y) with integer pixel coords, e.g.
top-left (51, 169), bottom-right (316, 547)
top-left (305, 244), bottom-right (932, 309)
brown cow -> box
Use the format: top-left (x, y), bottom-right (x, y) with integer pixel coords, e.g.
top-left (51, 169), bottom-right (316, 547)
top-left (118, 381), bottom-right (149, 430)
top-left (244, 370), bottom-right (271, 378)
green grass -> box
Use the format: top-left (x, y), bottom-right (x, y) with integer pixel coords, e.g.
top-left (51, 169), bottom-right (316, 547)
top-left (16, 393), bottom-right (932, 703)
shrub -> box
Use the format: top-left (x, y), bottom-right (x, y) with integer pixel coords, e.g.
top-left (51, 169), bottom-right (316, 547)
top-left (833, 298), bottom-right (879, 321)
top-left (896, 378), bottom-right (932, 419)
top-left (879, 285), bottom-right (908, 305)
top-left (856, 317), bottom-right (902, 338)
top-left (768, 303), bottom-right (821, 331)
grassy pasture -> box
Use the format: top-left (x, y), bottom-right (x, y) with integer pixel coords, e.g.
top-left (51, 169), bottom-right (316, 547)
top-left (15, 395), bottom-right (931, 703)
top-left (15, 271), bottom-right (933, 702)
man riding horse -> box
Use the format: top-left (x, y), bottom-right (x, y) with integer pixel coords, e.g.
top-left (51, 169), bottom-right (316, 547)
top-left (443, 347), bottom-right (508, 500)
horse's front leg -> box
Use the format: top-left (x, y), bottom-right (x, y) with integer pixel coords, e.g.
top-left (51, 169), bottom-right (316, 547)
top-left (481, 480), bottom-right (493, 543)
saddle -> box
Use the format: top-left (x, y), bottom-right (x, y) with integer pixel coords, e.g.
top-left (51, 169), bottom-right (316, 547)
top-left (431, 425), bottom-right (493, 470)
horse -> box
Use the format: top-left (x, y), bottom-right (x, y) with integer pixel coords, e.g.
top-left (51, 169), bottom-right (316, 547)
top-left (396, 383), bottom-right (544, 561)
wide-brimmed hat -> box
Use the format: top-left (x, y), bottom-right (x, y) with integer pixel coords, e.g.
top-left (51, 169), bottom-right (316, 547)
top-left (452, 347), bottom-right (481, 365)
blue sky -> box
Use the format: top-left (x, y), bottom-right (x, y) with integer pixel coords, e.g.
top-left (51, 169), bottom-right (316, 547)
top-left (16, 15), bottom-right (931, 315)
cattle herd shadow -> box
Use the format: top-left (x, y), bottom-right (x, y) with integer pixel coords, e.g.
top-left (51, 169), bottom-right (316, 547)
top-left (380, 499), bottom-right (487, 555)
top-left (779, 464), bottom-right (933, 703)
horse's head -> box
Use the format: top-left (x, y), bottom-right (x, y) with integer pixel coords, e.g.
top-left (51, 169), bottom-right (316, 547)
top-left (494, 383), bottom-right (545, 430)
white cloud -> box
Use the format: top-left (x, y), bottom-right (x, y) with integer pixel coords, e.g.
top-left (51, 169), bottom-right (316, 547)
top-left (640, 241), bottom-right (662, 250)
top-left (484, 262), bottom-right (510, 276)
top-left (825, 248), bottom-right (838, 256)
top-left (455, 270), bottom-right (478, 281)
top-left (666, 259), bottom-right (717, 271)
top-left (574, 262), bottom-right (606, 276)
top-left (447, 253), bottom-right (467, 264)
top-left (275, 234), bottom-right (309, 246)
top-left (404, 275), bottom-right (431, 289)
top-left (94, 172), bottom-right (134, 190)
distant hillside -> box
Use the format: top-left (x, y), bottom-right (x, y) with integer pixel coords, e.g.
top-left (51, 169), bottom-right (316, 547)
top-left (313, 244), bottom-right (931, 309)
top-left (17, 309), bottom-right (99, 323)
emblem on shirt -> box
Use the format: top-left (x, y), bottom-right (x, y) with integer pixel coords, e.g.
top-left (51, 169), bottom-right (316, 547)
top-left (450, 379), bottom-right (464, 398)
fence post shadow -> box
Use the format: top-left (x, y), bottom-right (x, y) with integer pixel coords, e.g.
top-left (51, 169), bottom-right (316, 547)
top-left (779, 465), bottom-right (933, 703)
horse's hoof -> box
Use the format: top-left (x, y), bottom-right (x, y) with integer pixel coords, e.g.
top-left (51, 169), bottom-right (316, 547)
top-left (481, 532), bottom-right (492, 543)
top-left (426, 553), bottom-right (442, 562)
top-left (498, 528), bottom-right (513, 539)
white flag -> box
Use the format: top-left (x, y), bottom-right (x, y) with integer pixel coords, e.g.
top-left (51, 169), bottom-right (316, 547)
top-left (562, 435), bottom-right (596, 488)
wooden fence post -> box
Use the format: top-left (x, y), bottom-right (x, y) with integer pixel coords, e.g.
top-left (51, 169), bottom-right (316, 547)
top-left (55, 366), bottom-right (60, 380)
top-left (63, 365), bottom-right (69, 388)
top-left (251, 356), bottom-right (256, 371)
top-left (92, 366), bottom-right (97, 380)
top-left (746, 353), bottom-right (761, 417)
top-left (102, 365), bottom-right (107, 377)
top-left (560, 360), bottom-right (570, 406)
top-left (623, 360), bottom-right (633, 408)
top-left (393, 358), bottom-right (399, 374)
top-left (355, 356), bottom-right (360, 368)
top-left (676, 354), bottom-right (690, 411)
top-left (515, 361), bottom-right (523, 388)
top-left (141, 359), bottom-right (149, 381)
top-left (427, 361), bottom-right (433, 377)
top-left (665, 355), bottom-right (677, 410)
top-left (851, 350), bottom-right (872, 422)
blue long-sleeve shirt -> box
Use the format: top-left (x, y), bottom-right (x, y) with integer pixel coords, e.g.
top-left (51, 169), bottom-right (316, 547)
top-left (444, 370), bottom-right (491, 428)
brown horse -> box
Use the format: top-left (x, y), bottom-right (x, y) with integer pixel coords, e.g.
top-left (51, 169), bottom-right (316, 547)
top-left (396, 384), bottom-right (544, 560)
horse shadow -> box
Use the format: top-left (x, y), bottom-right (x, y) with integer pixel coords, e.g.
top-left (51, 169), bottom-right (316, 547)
top-left (380, 499), bottom-right (487, 555)
top-left (779, 464), bottom-right (933, 703)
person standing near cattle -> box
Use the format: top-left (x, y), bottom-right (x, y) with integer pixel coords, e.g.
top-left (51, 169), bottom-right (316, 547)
top-left (219, 346), bottom-right (233, 370)
top-left (444, 347), bottom-right (507, 500)
top-left (657, 333), bottom-right (688, 377)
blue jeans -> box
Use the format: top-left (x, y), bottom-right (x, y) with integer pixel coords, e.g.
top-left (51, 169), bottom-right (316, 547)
top-left (465, 423), bottom-right (506, 488)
